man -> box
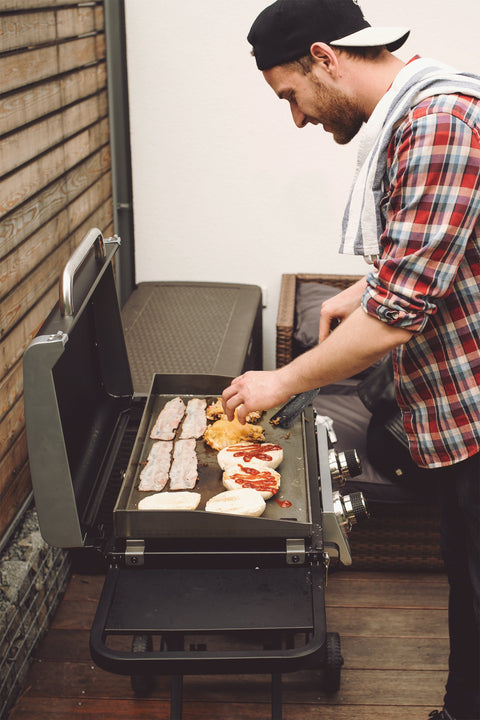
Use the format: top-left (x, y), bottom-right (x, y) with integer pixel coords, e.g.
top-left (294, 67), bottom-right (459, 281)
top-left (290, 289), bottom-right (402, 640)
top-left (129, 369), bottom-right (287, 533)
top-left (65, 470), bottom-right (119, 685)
top-left (222, 1), bottom-right (480, 719)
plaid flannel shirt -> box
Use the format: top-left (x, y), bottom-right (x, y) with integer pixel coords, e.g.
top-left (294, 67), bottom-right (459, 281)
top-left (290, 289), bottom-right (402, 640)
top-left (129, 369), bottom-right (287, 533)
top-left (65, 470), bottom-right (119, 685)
top-left (363, 92), bottom-right (480, 468)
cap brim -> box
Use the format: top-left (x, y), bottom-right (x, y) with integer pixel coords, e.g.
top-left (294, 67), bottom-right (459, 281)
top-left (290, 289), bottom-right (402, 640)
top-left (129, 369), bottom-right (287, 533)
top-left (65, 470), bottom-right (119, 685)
top-left (331, 26), bottom-right (410, 52)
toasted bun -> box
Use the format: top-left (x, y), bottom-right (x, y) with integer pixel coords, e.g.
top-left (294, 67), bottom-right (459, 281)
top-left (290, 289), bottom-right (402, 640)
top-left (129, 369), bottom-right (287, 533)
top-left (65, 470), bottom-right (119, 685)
top-left (138, 491), bottom-right (201, 511)
top-left (205, 489), bottom-right (266, 517)
top-left (217, 442), bottom-right (283, 470)
top-left (222, 463), bottom-right (281, 499)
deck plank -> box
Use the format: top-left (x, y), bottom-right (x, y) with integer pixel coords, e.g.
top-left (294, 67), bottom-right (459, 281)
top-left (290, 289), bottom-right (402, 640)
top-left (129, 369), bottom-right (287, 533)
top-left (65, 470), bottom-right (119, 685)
top-left (50, 574), bottom-right (104, 630)
top-left (8, 697), bottom-right (442, 720)
top-left (327, 606), bottom-right (448, 638)
top-left (326, 571), bottom-right (448, 608)
top-left (17, 659), bottom-right (447, 706)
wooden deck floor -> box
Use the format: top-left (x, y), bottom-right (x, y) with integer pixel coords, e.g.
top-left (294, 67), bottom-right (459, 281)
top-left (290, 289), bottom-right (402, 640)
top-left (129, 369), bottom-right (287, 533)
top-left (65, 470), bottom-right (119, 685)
top-left (10, 568), bottom-right (449, 720)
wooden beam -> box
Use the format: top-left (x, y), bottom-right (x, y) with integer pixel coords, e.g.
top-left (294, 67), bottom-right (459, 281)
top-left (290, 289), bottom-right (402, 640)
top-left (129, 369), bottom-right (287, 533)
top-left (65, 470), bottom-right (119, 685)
top-left (0, 91), bottom-right (108, 177)
top-left (0, 118), bottom-right (110, 219)
top-left (0, 146), bottom-right (111, 258)
top-left (0, 173), bottom-right (111, 302)
top-left (0, 36), bottom-right (105, 96)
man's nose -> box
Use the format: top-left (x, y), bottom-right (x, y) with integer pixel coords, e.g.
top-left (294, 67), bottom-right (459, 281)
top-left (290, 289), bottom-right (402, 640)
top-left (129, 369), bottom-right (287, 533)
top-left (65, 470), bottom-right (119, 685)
top-left (290, 104), bottom-right (308, 128)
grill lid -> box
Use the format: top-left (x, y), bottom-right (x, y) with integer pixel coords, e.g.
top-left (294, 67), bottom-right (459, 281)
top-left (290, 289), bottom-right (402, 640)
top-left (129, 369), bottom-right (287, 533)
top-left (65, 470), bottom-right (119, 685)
top-left (23, 230), bottom-right (133, 548)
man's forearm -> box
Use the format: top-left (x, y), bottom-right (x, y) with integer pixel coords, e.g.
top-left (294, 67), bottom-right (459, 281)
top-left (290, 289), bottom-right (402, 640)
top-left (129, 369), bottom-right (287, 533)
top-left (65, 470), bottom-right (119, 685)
top-left (222, 306), bottom-right (412, 422)
top-left (318, 276), bottom-right (368, 342)
top-left (279, 305), bottom-right (412, 394)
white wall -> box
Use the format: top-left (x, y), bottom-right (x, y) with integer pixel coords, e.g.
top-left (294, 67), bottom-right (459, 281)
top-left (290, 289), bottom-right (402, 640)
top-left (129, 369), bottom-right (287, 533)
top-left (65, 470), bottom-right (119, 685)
top-left (124, 0), bottom-right (479, 369)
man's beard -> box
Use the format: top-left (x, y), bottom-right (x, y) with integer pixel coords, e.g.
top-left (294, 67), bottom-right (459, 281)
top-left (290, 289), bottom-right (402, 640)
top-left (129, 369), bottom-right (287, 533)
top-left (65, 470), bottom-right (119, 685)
top-left (311, 77), bottom-right (365, 145)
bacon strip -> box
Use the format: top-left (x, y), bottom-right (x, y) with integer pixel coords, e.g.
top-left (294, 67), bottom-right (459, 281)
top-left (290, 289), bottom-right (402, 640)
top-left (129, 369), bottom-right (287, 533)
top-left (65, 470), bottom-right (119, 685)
top-left (180, 398), bottom-right (207, 439)
top-left (138, 441), bottom-right (173, 492)
top-left (169, 438), bottom-right (198, 490)
top-left (150, 397), bottom-right (186, 440)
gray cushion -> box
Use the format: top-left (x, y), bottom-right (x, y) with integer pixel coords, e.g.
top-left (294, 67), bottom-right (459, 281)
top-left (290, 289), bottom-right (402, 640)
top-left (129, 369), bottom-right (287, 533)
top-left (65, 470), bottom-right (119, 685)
top-left (294, 282), bottom-right (339, 350)
top-left (314, 385), bottom-right (418, 504)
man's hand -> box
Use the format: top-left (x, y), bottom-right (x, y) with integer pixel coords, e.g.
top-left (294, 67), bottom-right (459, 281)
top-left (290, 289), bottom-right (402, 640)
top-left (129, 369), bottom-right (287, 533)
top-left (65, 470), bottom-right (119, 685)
top-left (318, 277), bottom-right (367, 342)
top-left (222, 369), bottom-right (293, 424)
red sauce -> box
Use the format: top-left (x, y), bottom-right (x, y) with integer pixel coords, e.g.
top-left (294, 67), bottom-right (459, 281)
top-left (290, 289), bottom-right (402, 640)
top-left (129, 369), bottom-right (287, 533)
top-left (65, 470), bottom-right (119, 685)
top-left (230, 465), bottom-right (279, 494)
top-left (275, 498), bottom-right (292, 508)
top-left (235, 464), bottom-right (265, 476)
top-left (229, 443), bottom-right (281, 463)
top-left (234, 480), bottom-right (279, 493)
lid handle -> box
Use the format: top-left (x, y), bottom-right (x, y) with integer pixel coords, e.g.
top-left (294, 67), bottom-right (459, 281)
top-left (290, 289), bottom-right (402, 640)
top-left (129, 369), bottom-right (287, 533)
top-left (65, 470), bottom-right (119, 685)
top-left (59, 228), bottom-right (106, 316)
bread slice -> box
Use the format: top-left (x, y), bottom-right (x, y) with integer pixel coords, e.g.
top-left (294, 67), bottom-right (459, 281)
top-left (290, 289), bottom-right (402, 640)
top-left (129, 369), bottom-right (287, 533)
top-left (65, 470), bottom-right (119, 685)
top-left (217, 442), bottom-right (283, 470)
top-left (222, 462), bottom-right (281, 499)
top-left (205, 488), bottom-right (266, 517)
top-left (138, 491), bottom-right (201, 511)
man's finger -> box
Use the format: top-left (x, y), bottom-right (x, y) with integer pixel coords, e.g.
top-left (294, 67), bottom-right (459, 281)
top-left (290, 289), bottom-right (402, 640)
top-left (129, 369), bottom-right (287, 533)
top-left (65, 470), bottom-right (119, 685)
top-left (235, 403), bottom-right (248, 425)
top-left (318, 312), bottom-right (332, 343)
top-left (222, 386), bottom-right (243, 420)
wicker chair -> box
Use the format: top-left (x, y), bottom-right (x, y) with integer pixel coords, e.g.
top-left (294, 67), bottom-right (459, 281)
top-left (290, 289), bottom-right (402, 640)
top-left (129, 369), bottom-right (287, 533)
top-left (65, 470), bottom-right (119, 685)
top-left (276, 273), bottom-right (444, 571)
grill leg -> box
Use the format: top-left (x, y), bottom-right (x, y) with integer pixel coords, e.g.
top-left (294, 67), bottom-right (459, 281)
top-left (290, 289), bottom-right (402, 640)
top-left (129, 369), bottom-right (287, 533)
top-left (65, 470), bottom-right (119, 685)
top-left (170, 675), bottom-right (183, 720)
top-left (271, 673), bottom-right (282, 720)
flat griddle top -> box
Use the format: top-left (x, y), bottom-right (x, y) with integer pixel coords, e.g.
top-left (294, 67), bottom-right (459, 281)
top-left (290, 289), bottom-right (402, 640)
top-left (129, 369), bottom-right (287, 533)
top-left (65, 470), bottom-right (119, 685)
top-left (114, 382), bottom-right (314, 540)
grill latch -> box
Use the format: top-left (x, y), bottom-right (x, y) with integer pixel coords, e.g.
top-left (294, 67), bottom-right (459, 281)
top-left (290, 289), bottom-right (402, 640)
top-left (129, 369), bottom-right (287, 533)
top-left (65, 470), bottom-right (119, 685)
top-left (125, 539), bottom-right (145, 567)
top-left (286, 538), bottom-right (306, 565)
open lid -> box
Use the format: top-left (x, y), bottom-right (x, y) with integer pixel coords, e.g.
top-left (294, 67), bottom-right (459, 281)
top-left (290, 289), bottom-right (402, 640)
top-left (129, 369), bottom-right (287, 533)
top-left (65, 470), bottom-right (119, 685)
top-left (23, 229), bottom-right (133, 547)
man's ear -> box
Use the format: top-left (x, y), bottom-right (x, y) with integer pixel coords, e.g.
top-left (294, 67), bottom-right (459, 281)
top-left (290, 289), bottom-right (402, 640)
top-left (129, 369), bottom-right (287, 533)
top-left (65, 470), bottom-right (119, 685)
top-left (309, 42), bottom-right (340, 75)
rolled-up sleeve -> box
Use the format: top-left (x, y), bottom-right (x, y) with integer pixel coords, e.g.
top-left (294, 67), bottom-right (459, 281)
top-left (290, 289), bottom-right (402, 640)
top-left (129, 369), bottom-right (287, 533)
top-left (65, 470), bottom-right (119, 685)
top-left (363, 101), bottom-right (480, 333)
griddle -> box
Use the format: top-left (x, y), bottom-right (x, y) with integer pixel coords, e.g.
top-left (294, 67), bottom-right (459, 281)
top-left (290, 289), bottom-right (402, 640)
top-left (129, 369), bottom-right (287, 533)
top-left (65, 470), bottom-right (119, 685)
top-left (114, 384), bottom-right (311, 540)
top-left (23, 230), bottom-right (361, 720)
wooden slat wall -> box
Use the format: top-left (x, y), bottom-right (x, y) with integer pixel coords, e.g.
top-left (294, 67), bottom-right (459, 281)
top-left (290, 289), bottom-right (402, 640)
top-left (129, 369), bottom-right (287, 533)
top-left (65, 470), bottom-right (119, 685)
top-left (0, 0), bottom-right (114, 542)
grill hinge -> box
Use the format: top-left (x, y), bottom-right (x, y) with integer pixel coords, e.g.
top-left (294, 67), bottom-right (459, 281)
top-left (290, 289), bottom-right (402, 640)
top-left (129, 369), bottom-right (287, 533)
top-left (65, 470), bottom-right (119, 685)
top-left (125, 539), bottom-right (145, 567)
top-left (286, 538), bottom-right (305, 566)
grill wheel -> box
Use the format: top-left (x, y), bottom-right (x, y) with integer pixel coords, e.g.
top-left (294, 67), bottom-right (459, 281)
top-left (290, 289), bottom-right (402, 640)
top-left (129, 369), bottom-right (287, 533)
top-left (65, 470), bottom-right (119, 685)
top-left (323, 631), bottom-right (343, 694)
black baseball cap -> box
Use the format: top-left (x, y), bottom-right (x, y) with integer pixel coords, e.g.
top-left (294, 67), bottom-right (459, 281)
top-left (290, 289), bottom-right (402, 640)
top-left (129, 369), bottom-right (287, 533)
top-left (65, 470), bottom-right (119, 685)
top-left (248, 0), bottom-right (410, 70)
